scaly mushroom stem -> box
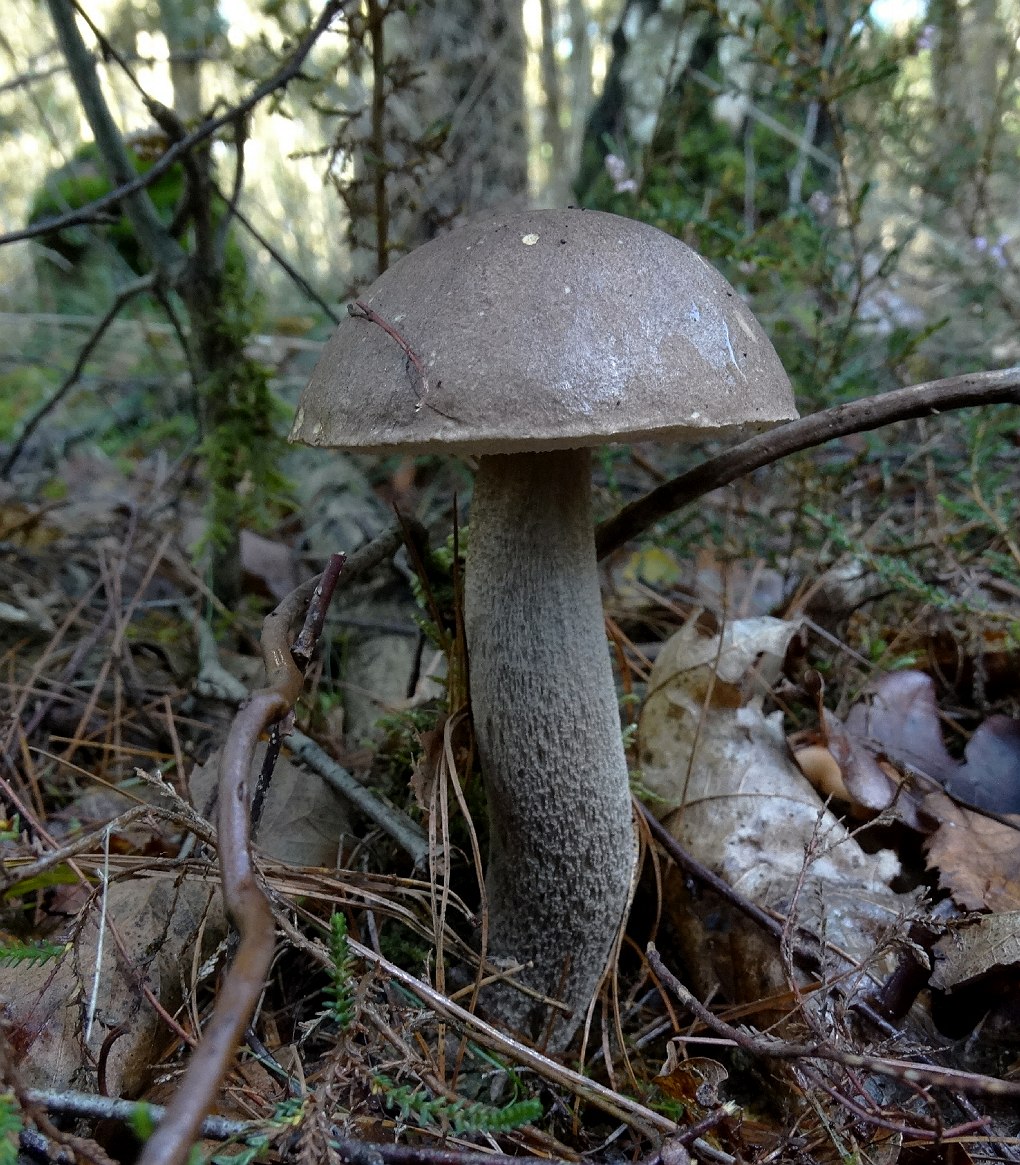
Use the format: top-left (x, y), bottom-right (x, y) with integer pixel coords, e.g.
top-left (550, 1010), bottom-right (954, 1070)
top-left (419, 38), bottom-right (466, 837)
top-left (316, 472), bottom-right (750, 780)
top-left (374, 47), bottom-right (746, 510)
top-left (465, 448), bottom-right (636, 1047)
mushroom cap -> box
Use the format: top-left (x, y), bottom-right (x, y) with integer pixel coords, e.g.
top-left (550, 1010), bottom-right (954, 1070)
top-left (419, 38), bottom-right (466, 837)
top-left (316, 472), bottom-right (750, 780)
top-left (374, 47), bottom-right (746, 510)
top-left (291, 209), bottom-right (797, 455)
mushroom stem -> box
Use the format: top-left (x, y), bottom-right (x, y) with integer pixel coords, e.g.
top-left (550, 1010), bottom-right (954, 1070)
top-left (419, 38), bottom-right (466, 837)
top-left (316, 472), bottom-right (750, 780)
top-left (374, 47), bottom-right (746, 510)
top-left (465, 448), bottom-right (636, 1047)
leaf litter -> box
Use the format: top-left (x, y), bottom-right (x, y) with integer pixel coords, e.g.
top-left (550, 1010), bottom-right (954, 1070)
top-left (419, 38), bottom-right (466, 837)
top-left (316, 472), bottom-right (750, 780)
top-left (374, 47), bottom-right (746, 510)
top-left (2, 448), bottom-right (1020, 1162)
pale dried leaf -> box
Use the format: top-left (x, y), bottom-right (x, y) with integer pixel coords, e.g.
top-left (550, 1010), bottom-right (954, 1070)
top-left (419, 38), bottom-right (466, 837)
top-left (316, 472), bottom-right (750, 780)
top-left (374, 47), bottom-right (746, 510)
top-left (1, 876), bottom-right (223, 1095)
top-left (931, 912), bottom-right (1020, 991)
top-left (190, 742), bottom-right (351, 868)
top-left (638, 617), bottom-right (910, 1002)
top-left (240, 529), bottom-right (299, 601)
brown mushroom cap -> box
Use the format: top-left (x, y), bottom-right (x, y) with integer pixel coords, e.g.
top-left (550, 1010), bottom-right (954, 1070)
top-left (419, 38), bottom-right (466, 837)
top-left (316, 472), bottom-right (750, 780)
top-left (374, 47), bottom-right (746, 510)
top-left (291, 209), bottom-right (797, 455)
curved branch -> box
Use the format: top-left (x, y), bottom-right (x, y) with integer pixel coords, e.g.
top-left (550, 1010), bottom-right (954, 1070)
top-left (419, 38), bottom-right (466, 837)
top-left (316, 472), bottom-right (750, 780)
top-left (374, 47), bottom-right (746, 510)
top-left (595, 366), bottom-right (1020, 559)
top-left (137, 556), bottom-right (345, 1165)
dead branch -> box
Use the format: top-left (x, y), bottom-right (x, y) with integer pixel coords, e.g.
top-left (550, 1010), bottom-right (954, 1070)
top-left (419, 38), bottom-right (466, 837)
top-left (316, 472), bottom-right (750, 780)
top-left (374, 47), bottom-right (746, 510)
top-left (136, 556), bottom-right (345, 1165)
top-left (1, 275), bottom-right (156, 478)
top-left (23, 1086), bottom-right (575, 1165)
top-left (596, 366), bottom-right (1020, 558)
top-left (646, 943), bottom-right (1020, 1101)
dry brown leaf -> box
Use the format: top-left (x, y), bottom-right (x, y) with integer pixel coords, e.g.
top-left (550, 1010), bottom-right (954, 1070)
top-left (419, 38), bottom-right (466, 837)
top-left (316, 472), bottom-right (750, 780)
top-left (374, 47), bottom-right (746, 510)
top-left (190, 742), bottom-right (351, 868)
top-left (657, 1038), bottom-right (730, 1112)
top-left (923, 788), bottom-right (1020, 913)
top-left (1, 875), bottom-right (223, 1096)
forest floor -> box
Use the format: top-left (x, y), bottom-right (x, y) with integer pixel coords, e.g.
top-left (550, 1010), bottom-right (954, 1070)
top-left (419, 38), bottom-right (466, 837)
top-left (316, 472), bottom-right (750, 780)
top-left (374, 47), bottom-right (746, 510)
top-left (1, 332), bottom-right (1020, 1165)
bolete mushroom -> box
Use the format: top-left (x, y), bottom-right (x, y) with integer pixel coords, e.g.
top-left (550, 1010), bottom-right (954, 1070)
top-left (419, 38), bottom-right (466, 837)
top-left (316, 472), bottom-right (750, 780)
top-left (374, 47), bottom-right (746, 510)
top-left (291, 208), bottom-right (797, 1046)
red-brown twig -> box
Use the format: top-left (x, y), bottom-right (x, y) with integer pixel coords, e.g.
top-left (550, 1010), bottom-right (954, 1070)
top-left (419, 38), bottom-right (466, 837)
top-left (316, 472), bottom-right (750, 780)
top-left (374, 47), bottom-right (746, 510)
top-left (596, 366), bottom-right (1020, 558)
top-left (346, 300), bottom-right (460, 421)
top-left (348, 300), bottom-right (430, 408)
top-left (137, 556), bottom-right (345, 1165)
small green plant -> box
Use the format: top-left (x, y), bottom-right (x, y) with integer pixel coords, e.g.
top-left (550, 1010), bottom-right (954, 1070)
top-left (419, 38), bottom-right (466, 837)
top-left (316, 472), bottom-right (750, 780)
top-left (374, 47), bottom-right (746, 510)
top-left (127, 1102), bottom-right (158, 1144)
top-left (324, 912), bottom-right (357, 1030)
top-left (0, 1093), bottom-right (22, 1165)
top-left (209, 1134), bottom-right (270, 1165)
top-left (0, 939), bottom-right (68, 968)
top-left (373, 1075), bottom-right (541, 1135)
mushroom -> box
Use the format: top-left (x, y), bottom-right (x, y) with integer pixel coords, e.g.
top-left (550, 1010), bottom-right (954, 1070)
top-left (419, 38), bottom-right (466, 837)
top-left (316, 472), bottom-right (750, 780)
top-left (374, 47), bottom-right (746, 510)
top-left (291, 209), bottom-right (797, 1047)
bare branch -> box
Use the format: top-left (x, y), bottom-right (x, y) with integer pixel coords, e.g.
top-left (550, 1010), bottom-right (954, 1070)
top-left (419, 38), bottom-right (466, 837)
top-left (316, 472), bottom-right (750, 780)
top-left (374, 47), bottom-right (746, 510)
top-left (1, 274), bottom-right (155, 478)
top-left (596, 366), bottom-right (1020, 559)
top-left (44, 0), bottom-right (185, 276)
top-left (136, 558), bottom-right (345, 1165)
top-left (647, 944), bottom-right (1020, 1101)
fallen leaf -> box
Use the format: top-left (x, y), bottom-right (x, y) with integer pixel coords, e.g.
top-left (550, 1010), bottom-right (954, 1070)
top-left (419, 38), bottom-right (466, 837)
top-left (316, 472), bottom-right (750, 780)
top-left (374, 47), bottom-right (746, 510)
top-left (845, 671), bottom-right (1020, 814)
top-left (639, 617), bottom-right (911, 1004)
top-left (845, 670), bottom-right (957, 786)
top-left (240, 530), bottom-right (298, 601)
top-left (190, 742), bottom-right (351, 868)
top-left (931, 912), bottom-right (1020, 991)
top-left (1, 875), bottom-right (223, 1096)
top-left (923, 788), bottom-right (1020, 913)
top-left (657, 1039), bottom-right (730, 1112)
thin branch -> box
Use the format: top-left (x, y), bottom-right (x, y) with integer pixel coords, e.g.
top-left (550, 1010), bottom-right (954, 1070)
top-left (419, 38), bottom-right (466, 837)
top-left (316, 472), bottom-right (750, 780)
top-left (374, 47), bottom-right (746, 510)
top-left (0, 0), bottom-right (351, 249)
top-left (190, 526), bottom-right (428, 863)
top-left (24, 1089), bottom-right (254, 1142)
top-left (218, 198), bottom-right (341, 324)
top-left (596, 366), bottom-right (1020, 558)
top-left (23, 1087), bottom-right (573, 1165)
top-left (251, 554), bottom-right (346, 831)
top-left (1, 274), bottom-right (155, 478)
top-left (647, 944), bottom-right (1020, 1100)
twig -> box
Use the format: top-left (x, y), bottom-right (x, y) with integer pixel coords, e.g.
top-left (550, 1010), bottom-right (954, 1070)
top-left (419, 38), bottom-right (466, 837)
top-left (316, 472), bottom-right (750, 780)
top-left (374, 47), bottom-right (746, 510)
top-left (136, 561), bottom-right (346, 1165)
top-left (646, 944), bottom-right (1020, 1100)
top-left (1, 274), bottom-right (155, 477)
top-left (347, 301), bottom-right (461, 421)
top-left (189, 524), bottom-right (429, 863)
top-left (24, 1087), bottom-right (574, 1165)
top-left (24, 1089), bottom-right (254, 1141)
top-left (251, 554), bottom-right (347, 832)
top-left (348, 300), bottom-right (430, 409)
top-left (595, 366), bottom-right (1020, 558)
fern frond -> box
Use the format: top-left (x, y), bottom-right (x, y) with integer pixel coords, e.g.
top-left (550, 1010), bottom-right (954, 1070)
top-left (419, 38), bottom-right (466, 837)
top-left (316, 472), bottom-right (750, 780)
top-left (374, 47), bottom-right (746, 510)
top-left (0, 1093), bottom-right (23, 1165)
top-left (324, 912), bottom-right (356, 1030)
top-left (372, 1076), bottom-right (541, 1135)
top-left (0, 939), bottom-right (68, 968)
